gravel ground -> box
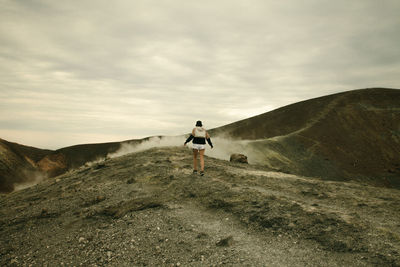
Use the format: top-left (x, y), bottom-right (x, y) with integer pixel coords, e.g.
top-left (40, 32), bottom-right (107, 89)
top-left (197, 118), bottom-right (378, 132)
top-left (1, 146), bottom-right (400, 266)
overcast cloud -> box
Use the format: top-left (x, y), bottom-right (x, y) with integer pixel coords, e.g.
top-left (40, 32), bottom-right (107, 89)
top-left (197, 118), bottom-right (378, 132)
top-left (1, 0), bottom-right (399, 149)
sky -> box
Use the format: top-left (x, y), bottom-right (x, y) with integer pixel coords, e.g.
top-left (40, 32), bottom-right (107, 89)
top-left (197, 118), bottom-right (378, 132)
top-left (1, 0), bottom-right (400, 149)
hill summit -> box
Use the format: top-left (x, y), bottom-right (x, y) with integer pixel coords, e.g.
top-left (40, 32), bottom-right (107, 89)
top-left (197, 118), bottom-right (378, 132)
top-left (1, 87), bottom-right (399, 192)
top-left (211, 88), bottom-right (400, 187)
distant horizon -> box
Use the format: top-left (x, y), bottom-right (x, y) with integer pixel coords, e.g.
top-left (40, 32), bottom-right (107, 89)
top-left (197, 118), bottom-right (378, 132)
top-left (1, 86), bottom-right (397, 150)
top-left (1, 1), bottom-right (399, 149)
top-left (0, 87), bottom-right (357, 149)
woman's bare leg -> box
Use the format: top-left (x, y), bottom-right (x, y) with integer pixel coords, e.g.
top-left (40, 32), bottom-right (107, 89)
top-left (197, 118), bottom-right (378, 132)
top-left (199, 149), bottom-right (205, 171)
top-left (193, 149), bottom-right (198, 171)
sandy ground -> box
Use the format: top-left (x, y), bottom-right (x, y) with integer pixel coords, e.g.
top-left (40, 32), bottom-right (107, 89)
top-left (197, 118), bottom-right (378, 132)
top-left (1, 146), bottom-right (400, 266)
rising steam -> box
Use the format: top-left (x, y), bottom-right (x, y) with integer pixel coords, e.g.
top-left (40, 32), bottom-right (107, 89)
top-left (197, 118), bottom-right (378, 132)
top-left (106, 135), bottom-right (259, 163)
top-left (107, 136), bottom-right (185, 158)
top-left (13, 169), bottom-right (47, 192)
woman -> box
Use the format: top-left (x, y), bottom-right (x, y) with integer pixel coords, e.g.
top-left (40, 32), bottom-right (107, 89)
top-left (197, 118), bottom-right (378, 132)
top-left (184, 120), bottom-right (213, 176)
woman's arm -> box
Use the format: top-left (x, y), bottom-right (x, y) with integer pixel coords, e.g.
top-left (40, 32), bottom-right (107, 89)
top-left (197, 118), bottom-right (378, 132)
top-left (206, 132), bottom-right (213, 148)
top-left (184, 128), bottom-right (196, 145)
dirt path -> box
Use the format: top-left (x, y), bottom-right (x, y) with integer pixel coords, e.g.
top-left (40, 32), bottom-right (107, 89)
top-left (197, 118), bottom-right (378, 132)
top-left (1, 146), bottom-right (399, 266)
top-left (167, 200), bottom-right (363, 267)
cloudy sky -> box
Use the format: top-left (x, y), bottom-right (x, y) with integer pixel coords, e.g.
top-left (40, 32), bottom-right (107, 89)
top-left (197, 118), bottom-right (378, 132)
top-left (1, 0), bottom-right (399, 149)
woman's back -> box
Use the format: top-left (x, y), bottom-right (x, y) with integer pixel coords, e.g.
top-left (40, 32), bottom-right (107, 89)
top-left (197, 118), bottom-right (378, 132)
top-left (193, 127), bottom-right (206, 138)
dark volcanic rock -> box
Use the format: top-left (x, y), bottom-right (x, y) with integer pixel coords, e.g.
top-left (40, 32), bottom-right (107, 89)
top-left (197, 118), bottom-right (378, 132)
top-left (230, 154), bottom-right (248, 164)
top-left (216, 236), bottom-right (234, 247)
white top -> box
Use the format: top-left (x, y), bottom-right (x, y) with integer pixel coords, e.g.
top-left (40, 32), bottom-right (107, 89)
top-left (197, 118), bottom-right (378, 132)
top-left (194, 127), bottom-right (206, 138)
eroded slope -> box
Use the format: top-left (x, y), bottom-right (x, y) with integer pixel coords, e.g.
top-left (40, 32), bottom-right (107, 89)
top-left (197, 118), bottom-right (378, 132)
top-left (211, 88), bottom-right (400, 187)
top-left (1, 147), bottom-right (399, 266)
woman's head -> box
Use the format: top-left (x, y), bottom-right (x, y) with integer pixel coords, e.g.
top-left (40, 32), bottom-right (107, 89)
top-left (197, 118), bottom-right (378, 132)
top-left (196, 120), bottom-right (202, 127)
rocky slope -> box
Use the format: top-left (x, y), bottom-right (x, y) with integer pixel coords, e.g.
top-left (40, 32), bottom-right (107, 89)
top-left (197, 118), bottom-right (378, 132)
top-left (1, 88), bottom-right (399, 192)
top-left (0, 138), bottom-right (142, 193)
top-left (1, 147), bottom-right (399, 266)
top-left (210, 88), bottom-right (400, 188)
top-left (0, 139), bottom-right (51, 193)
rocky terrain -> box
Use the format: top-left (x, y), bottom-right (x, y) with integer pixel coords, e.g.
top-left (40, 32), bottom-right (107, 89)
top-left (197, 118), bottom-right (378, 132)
top-left (2, 88), bottom-right (399, 193)
top-left (0, 139), bottom-right (51, 192)
top-left (1, 146), bottom-right (400, 266)
top-left (2, 88), bottom-right (400, 193)
top-left (211, 88), bottom-right (400, 188)
top-left (0, 138), bottom-right (143, 193)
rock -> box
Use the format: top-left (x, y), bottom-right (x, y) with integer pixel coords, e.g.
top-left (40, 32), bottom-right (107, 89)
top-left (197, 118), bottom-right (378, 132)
top-left (95, 163), bottom-right (106, 170)
top-left (196, 232), bottom-right (208, 239)
top-left (95, 195), bottom-right (106, 202)
top-left (126, 178), bottom-right (135, 184)
top-left (79, 237), bottom-right (85, 243)
top-left (216, 236), bottom-right (234, 247)
top-left (230, 154), bottom-right (248, 164)
top-left (40, 208), bottom-right (48, 217)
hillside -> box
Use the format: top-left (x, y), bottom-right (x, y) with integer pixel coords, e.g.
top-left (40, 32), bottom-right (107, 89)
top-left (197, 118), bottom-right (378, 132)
top-left (0, 138), bottom-right (141, 193)
top-left (0, 139), bottom-right (52, 192)
top-left (1, 147), bottom-right (399, 266)
top-left (210, 88), bottom-right (400, 188)
top-left (1, 88), bottom-right (400, 192)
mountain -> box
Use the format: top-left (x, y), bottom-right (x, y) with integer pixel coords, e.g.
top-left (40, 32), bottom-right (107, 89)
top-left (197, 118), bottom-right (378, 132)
top-left (1, 147), bottom-right (399, 266)
top-left (0, 138), bottom-right (142, 193)
top-left (210, 88), bottom-right (400, 188)
top-left (1, 88), bottom-right (400, 265)
top-left (1, 87), bottom-right (399, 192)
top-left (0, 139), bottom-right (51, 192)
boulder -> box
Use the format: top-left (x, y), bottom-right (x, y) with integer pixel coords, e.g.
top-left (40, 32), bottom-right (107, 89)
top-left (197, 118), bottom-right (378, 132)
top-left (230, 154), bottom-right (248, 164)
top-left (216, 236), bottom-right (234, 247)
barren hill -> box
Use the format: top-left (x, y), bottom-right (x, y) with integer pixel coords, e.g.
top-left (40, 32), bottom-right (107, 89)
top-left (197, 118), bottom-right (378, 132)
top-left (0, 139), bottom-right (51, 192)
top-left (1, 88), bottom-right (399, 192)
top-left (1, 147), bottom-right (399, 266)
top-left (210, 88), bottom-right (400, 188)
top-left (0, 138), bottom-right (142, 193)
